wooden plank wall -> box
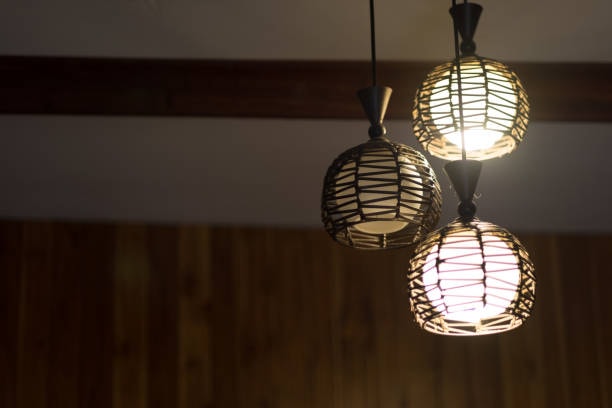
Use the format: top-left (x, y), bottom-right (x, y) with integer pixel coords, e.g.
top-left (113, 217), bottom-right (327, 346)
top-left (0, 220), bottom-right (611, 408)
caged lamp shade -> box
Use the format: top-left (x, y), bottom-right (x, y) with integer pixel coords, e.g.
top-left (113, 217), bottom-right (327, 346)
top-left (407, 218), bottom-right (535, 335)
top-left (412, 3), bottom-right (529, 161)
top-left (322, 137), bottom-right (441, 249)
top-left (413, 56), bottom-right (529, 161)
top-left (321, 86), bottom-right (442, 250)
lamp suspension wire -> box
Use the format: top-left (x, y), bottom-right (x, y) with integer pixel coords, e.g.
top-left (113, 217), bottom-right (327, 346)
top-left (369, 0), bottom-right (377, 86)
top-left (452, 0), bottom-right (467, 161)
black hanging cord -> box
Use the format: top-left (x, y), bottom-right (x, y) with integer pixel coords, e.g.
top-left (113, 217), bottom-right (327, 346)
top-left (452, 0), bottom-right (467, 160)
top-left (369, 0), bottom-right (377, 86)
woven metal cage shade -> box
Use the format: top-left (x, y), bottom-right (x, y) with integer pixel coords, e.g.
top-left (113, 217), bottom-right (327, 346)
top-left (322, 137), bottom-right (442, 250)
top-left (413, 55), bottom-right (529, 161)
top-left (408, 218), bottom-right (535, 335)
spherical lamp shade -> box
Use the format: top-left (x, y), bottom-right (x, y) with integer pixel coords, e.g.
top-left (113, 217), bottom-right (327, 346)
top-left (413, 55), bottom-right (529, 161)
top-left (322, 137), bottom-right (442, 249)
top-left (408, 218), bottom-right (535, 335)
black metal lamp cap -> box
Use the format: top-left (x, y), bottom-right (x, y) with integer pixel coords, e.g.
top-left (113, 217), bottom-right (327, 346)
top-left (357, 86), bottom-right (392, 138)
top-left (449, 3), bottom-right (483, 55)
top-left (444, 160), bottom-right (482, 220)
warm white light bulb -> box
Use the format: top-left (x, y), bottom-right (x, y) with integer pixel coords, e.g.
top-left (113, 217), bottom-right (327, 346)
top-left (353, 220), bottom-right (407, 234)
top-left (429, 64), bottom-right (518, 152)
top-left (444, 129), bottom-right (503, 152)
top-left (421, 232), bottom-right (520, 323)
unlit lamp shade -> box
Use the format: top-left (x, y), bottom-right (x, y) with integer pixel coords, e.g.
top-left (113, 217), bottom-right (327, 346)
top-left (408, 218), bottom-right (535, 335)
top-left (413, 56), bottom-right (529, 160)
top-left (322, 137), bottom-right (442, 249)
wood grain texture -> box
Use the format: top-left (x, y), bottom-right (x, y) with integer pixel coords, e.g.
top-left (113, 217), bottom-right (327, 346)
top-left (178, 227), bottom-right (213, 408)
top-left (146, 226), bottom-right (180, 408)
top-left (1, 222), bottom-right (612, 408)
top-left (8, 223), bottom-right (115, 408)
top-left (114, 226), bottom-right (150, 408)
top-left (0, 56), bottom-right (611, 121)
top-left (17, 223), bottom-right (55, 408)
top-left (0, 221), bottom-right (22, 407)
top-left (210, 228), bottom-right (239, 408)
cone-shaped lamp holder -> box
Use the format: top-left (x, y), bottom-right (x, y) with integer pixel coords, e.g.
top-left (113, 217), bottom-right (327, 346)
top-left (357, 86), bottom-right (392, 138)
top-left (449, 3), bottom-right (482, 55)
top-left (444, 160), bottom-right (482, 219)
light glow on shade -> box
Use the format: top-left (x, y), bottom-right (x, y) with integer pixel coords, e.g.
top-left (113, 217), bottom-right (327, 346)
top-left (347, 156), bottom-right (420, 234)
top-left (444, 129), bottom-right (502, 152)
top-left (334, 148), bottom-right (426, 234)
top-left (430, 68), bottom-right (515, 152)
top-left (321, 138), bottom-right (442, 249)
top-left (422, 231), bottom-right (520, 323)
top-left (408, 219), bottom-right (535, 335)
top-left (413, 56), bottom-right (529, 161)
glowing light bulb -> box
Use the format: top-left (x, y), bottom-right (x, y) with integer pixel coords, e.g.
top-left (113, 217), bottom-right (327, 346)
top-left (444, 129), bottom-right (503, 152)
top-left (413, 56), bottom-right (529, 160)
top-left (430, 68), bottom-right (517, 153)
top-left (421, 231), bottom-right (520, 323)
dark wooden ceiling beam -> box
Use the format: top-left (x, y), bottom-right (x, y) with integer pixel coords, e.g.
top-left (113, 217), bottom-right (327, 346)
top-left (0, 56), bottom-right (611, 121)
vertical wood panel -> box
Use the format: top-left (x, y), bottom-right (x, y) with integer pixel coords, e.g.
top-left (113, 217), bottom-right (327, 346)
top-left (73, 224), bottom-right (114, 408)
top-left (434, 336), bottom-right (470, 408)
top-left (46, 225), bottom-right (83, 408)
top-left (466, 336), bottom-right (505, 407)
top-left (16, 223), bottom-right (55, 408)
top-left (536, 235), bottom-right (571, 407)
top-left (177, 227), bottom-right (213, 408)
top-left (11, 223), bottom-right (114, 408)
top-left (3, 221), bottom-right (612, 408)
top-left (210, 228), bottom-right (239, 408)
top-left (230, 228), bottom-right (336, 408)
top-left (330, 246), bottom-right (403, 408)
top-left (147, 226), bottom-right (180, 408)
top-left (113, 225), bottom-right (150, 408)
top-left (302, 231), bottom-right (336, 408)
top-left (588, 237), bottom-right (612, 408)
top-left (0, 222), bottom-right (22, 408)
top-left (559, 237), bottom-right (602, 407)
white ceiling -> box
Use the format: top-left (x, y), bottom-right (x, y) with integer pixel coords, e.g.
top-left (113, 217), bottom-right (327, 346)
top-left (1, 0), bottom-right (611, 61)
top-left (0, 0), bottom-right (611, 232)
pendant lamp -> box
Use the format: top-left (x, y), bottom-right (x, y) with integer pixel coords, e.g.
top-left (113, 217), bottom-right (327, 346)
top-left (407, 161), bottom-right (536, 335)
top-left (321, 0), bottom-right (441, 250)
top-left (412, 2), bottom-right (529, 161)
top-left (407, 1), bottom-right (535, 335)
